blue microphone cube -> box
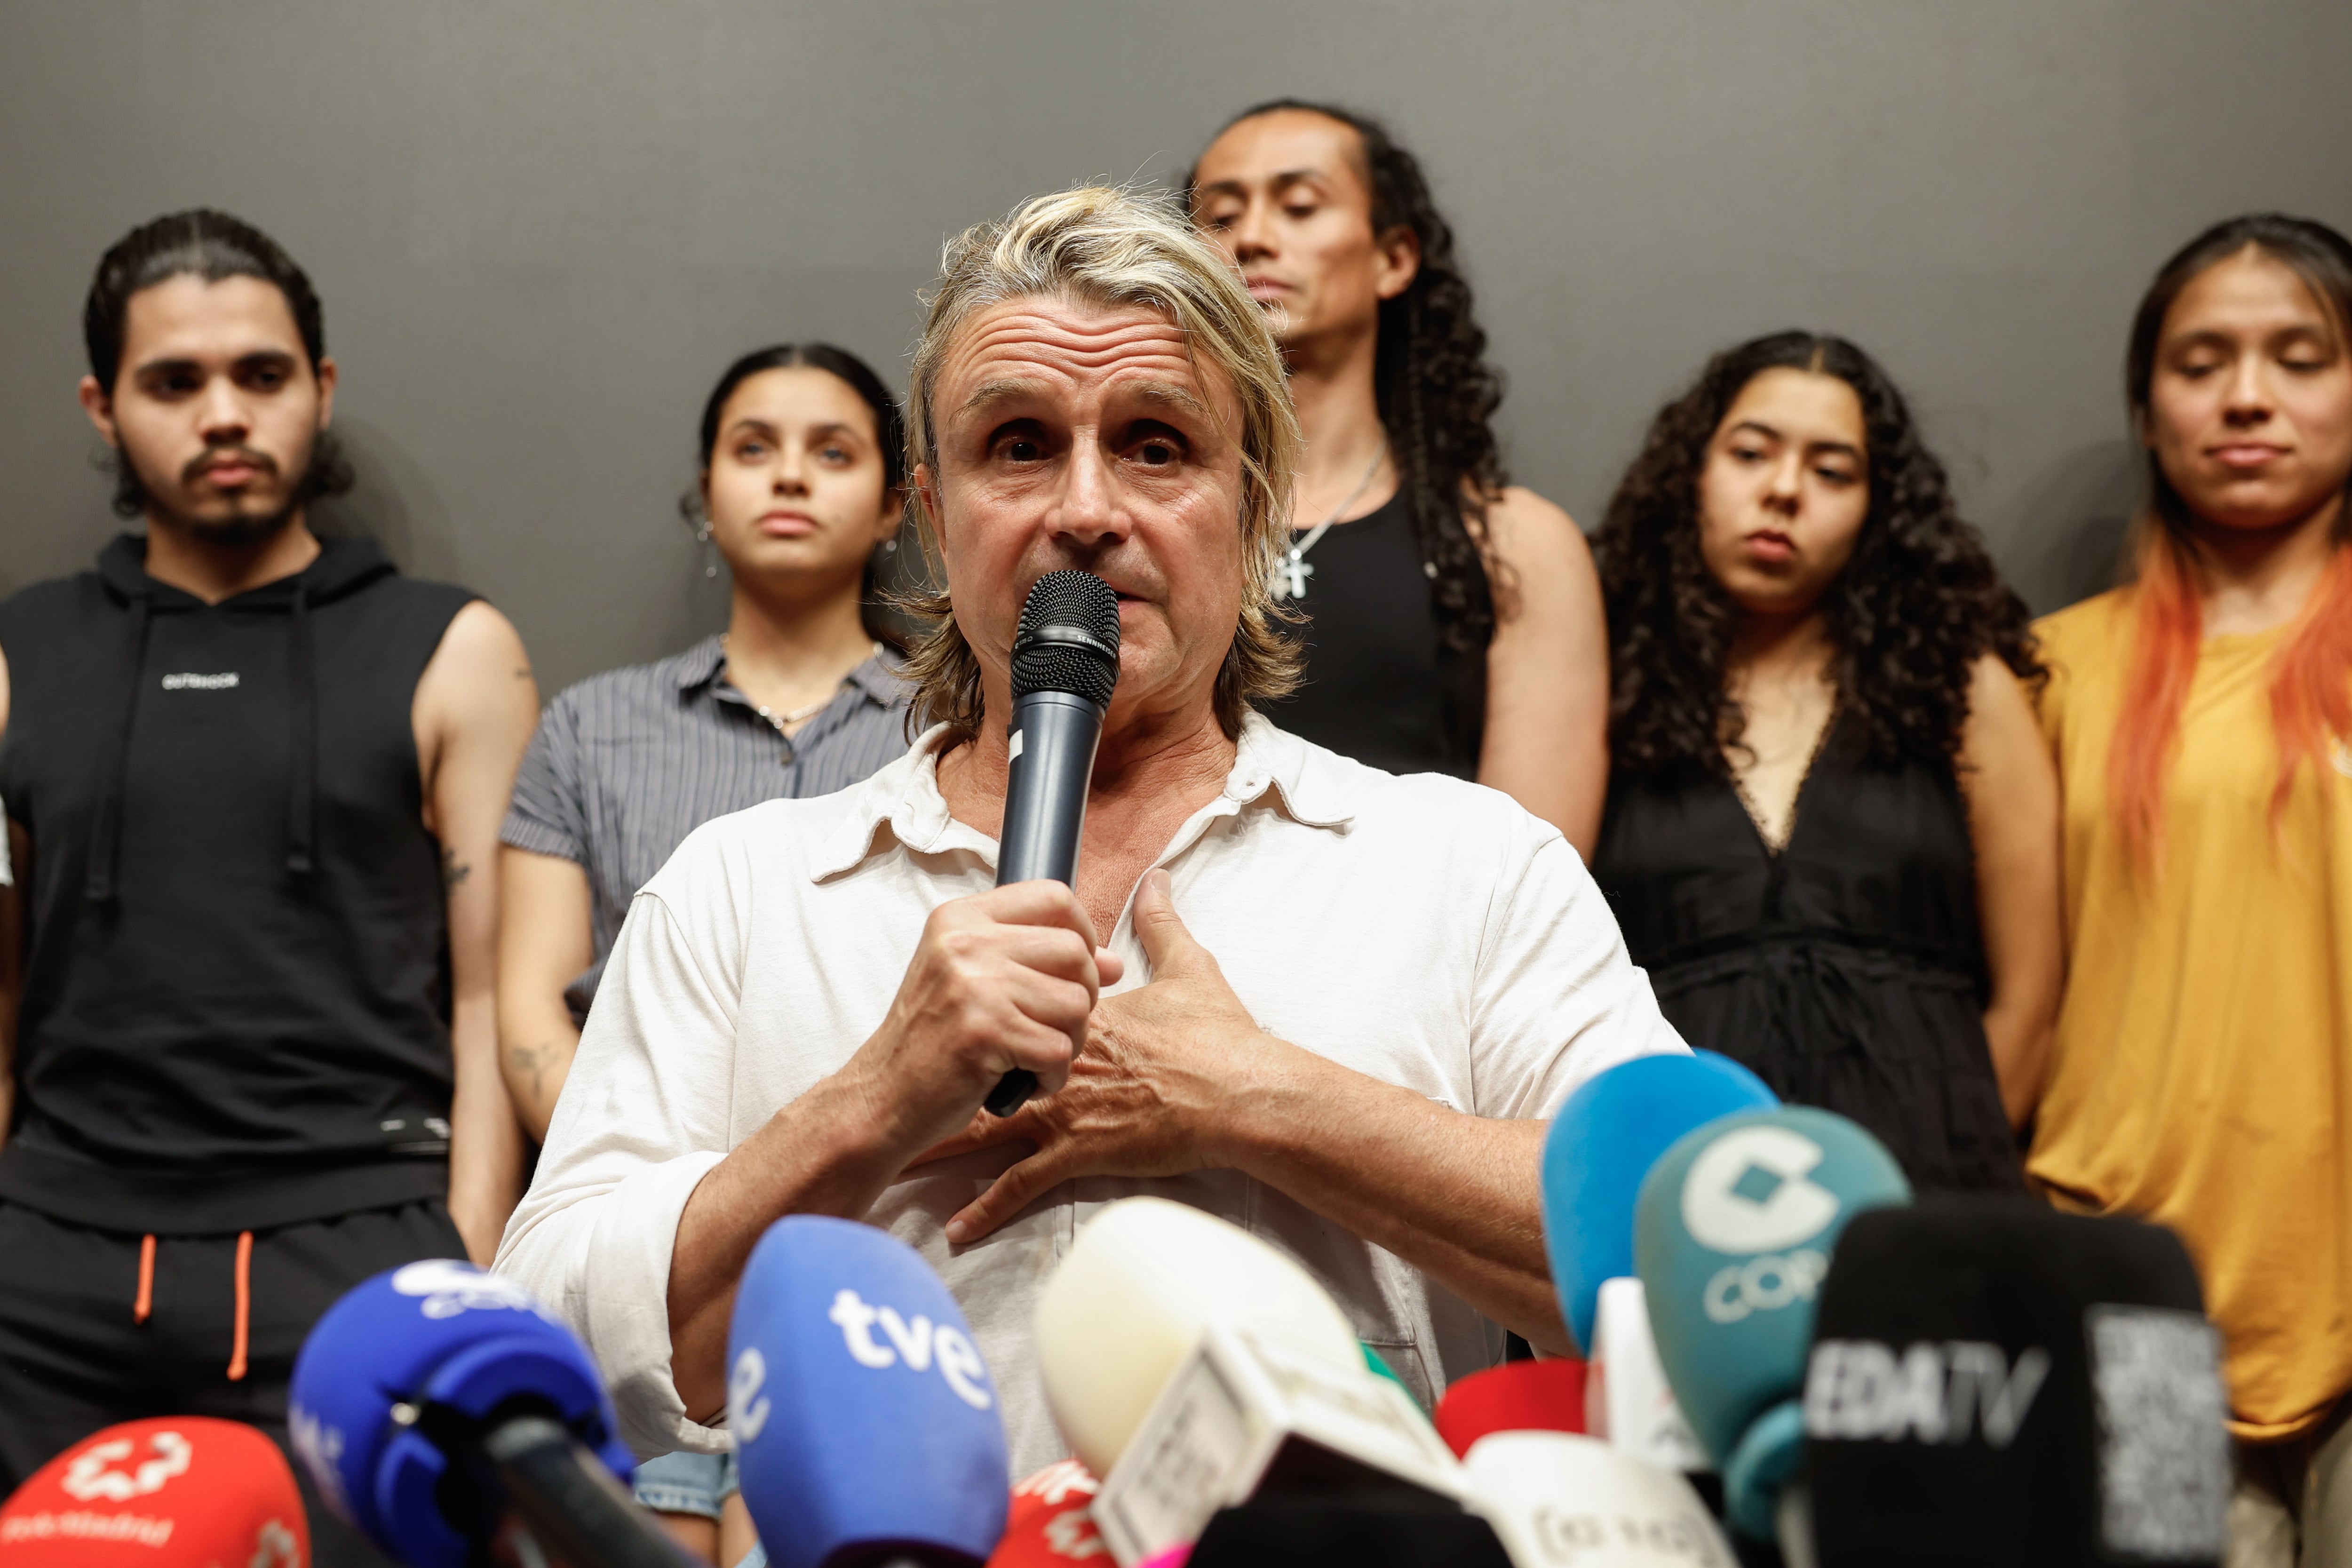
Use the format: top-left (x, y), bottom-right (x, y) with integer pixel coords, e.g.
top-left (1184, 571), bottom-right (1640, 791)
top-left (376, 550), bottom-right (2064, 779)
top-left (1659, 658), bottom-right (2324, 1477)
top-left (286, 1259), bottom-right (634, 1568)
top-left (729, 1216), bottom-right (1010, 1568)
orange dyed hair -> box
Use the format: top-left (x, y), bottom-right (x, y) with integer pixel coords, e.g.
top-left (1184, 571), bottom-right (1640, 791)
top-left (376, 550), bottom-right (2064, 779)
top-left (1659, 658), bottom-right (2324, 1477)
top-left (2110, 214), bottom-right (2352, 865)
top-left (2112, 529), bottom-right (2352, 863)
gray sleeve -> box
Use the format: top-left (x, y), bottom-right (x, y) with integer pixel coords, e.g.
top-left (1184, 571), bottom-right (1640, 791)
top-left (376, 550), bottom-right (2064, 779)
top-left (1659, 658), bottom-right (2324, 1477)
top-left (502, 691), bottom-right (590, 864)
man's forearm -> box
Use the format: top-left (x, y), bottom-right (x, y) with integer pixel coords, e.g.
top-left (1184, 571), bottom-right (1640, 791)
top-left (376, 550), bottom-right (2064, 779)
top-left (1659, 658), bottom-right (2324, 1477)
top-left (667, 1069), bottom-right (917, 1422)
top-left (1225, 1046), bottom-right (1570, 1354)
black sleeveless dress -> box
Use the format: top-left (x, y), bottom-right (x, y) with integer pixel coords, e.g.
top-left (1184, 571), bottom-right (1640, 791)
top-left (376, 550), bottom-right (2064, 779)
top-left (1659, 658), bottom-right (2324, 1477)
top-left (1266, 491), bottom-right (1486, 779)
top-left (1589, 713), bottom-right (2021, 1192)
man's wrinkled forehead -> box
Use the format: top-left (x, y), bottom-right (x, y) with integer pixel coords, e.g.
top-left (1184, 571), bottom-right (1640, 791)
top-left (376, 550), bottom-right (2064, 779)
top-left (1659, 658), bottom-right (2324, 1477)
top-left (934, 294), bottom-right (1232, 429)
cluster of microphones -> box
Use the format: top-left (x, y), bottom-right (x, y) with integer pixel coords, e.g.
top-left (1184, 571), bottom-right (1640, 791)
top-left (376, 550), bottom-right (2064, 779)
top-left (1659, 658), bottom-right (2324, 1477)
top-left (0, 1048), bottom-right (2240, 1568)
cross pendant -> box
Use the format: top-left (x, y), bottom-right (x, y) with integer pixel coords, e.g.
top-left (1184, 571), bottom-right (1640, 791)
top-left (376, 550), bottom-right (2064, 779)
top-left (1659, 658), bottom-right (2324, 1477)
top-left (1280, 554), bottom-right (1312, 599)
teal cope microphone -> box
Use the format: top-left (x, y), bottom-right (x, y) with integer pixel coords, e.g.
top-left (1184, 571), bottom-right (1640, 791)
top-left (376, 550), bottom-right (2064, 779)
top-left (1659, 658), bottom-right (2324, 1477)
top-left (285, 1259), bottom-right (681, 1568)
top-left (1540, 1051), bottom-right (1779, 1354)
top-left (985, 570), bottom-right (1120, 1117)
top-left (729, 1215), bottom-right (1011, 1568)
top-left (1632, 1107), bottom-right (1910, 1544)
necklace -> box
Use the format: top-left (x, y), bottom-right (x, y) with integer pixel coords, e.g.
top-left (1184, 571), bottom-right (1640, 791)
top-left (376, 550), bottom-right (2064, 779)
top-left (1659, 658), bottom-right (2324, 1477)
top-left (724, 637), bottom-right (882, 736)
top-left (1272, 442), bottom-right (1388, 601)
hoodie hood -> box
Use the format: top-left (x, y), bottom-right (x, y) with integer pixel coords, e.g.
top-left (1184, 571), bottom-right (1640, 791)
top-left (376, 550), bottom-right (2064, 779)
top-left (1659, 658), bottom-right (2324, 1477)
top-left (84, 532), bottom-right (404, 901)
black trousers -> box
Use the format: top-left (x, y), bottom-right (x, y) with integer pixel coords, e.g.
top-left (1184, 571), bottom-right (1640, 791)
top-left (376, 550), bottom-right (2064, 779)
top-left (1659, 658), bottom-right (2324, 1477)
top-left (0, 1197), bottom-right (469, 1568)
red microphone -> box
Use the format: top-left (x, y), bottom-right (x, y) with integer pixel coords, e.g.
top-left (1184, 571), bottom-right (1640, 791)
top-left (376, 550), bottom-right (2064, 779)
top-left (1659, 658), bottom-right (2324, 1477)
top-left (0, 1416), bottom-right (308, 1567)
top-left (987, 1460), bottom-right (1104, 1567)
top-left (1432, 1359), bottom-right (1589, 1460)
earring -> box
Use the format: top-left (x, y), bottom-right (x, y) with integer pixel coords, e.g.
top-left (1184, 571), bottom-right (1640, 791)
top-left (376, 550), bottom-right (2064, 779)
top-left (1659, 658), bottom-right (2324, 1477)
top-left (694, 510), bottom-right (718, 579)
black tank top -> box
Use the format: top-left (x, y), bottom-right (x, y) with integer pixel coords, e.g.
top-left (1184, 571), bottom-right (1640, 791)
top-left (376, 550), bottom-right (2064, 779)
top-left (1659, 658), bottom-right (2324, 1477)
top-left (1589, 714), bottom-right (2021, 1193)
top-left (0, 533), bottom-right (476, 1232)
top-left (1265, 491), bottom-right (1486, 778)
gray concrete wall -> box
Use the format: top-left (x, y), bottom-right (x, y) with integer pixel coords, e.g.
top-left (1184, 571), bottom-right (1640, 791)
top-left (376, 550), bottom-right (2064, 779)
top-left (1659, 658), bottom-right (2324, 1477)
top-left (3, 0), bottom-right (2347, 692)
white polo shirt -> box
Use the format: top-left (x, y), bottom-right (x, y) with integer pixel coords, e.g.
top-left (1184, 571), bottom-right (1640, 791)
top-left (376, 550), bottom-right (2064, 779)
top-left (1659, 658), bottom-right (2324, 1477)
top-left (495, 715), bottom-right (1685, 1471)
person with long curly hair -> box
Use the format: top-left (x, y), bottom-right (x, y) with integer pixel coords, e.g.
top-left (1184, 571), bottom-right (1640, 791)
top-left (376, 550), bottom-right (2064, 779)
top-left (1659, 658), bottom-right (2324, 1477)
top-left (1590, 332), bottom-right (2060, 1191)
top-left (1187, 102), bottom-right (1609, 852)
top-left (2030, 215), bottom-right (2352, 1556)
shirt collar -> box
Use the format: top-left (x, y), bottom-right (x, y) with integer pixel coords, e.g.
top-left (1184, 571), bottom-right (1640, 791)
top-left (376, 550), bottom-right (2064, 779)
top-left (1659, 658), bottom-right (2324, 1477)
top-left (811, 710), bottom-right (1357, 883)
top-left (676, 637), bottom-right (909, 708)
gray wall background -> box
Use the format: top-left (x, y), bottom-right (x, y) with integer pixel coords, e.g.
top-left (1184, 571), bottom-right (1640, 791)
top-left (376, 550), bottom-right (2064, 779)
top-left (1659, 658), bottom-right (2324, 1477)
top-left (4, 0), bottom-right (2349, 695)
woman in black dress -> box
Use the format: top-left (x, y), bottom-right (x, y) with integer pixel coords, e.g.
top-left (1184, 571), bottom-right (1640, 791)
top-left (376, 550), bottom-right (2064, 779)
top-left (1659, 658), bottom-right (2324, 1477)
top-left (1590, 332), bottom-right (2061, 1190)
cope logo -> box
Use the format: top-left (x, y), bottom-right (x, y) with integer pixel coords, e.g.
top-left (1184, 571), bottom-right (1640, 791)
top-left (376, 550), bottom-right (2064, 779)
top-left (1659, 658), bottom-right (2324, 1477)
top-left (730, 1288), bottom-right (995, 1441)
top-left (1680, 1126), bottom-right (1840, 1325)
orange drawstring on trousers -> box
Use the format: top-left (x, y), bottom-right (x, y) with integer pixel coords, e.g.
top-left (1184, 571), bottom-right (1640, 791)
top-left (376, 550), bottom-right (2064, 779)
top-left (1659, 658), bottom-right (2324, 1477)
top-left (128, 1229), bottom-right (256, 1380)
top-left (132, 1234), bottom-right (156, 1324)
top-left (227, 1231), bottom-right (253, 1382)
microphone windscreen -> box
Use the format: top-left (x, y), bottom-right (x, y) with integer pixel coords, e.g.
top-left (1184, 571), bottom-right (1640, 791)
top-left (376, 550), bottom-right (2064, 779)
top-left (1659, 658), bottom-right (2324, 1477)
top-left (1433, 1360), bottom-right (1588, 1459)
top-left (1186, 1496), bottom-right (1512, 1568)
top-left (1804, 1198), bottom-right (2229, 1568)
top-left (1542, 1052), bottom-right (1778, 1355)
top-left (0, 1417), bottom-right (308, 1568)
top-left (1586, 1278), bottom-right (1708, 1474)
top-left (1633, 1107), bottom-right (1909, 1538)
top-left (986, 1462), bottom-right (1104, 1568)
top-left (1033, 1198), bottom-right (1361, 1477)
top-left (286, 1259), bottom-right (631, 1568)
top-left (1461, 1431), bottom-right (1732, 1568)
top-left (730, 1215), bottom-right (1009, 1568)
top-left (1011, 571), bottom-right (1120, 704)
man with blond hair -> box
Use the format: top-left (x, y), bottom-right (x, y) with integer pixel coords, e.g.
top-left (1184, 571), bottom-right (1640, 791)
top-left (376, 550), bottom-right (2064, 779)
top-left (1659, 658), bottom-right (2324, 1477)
top-left (498, 186), bottom-right (1685, 1470)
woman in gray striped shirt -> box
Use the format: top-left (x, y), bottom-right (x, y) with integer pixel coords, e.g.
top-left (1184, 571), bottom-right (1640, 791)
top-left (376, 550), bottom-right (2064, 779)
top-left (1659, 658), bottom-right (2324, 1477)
top-left (496, 344), bottom-right (913, 1562)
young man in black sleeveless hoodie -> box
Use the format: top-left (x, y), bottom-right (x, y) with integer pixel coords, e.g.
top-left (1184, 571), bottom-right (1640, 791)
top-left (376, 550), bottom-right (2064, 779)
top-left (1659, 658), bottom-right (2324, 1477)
top-left (0, 211), bottom-right (536, 1563)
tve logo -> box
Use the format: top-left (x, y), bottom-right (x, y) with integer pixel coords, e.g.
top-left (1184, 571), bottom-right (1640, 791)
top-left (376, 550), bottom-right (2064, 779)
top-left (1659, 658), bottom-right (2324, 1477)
top-left (827, 1288), bottom-right (993, 1410)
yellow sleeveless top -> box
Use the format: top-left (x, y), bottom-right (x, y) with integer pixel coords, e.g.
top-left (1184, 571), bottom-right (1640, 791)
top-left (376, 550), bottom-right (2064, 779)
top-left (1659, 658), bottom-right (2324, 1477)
top-left (2032, 587), bottom-right (2352, 1441)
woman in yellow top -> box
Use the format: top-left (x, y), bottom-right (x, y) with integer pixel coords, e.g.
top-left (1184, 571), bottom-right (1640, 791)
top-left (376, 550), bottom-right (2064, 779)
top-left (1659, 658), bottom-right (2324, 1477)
top-left (2034, 213), bottom-right (2352, 1564)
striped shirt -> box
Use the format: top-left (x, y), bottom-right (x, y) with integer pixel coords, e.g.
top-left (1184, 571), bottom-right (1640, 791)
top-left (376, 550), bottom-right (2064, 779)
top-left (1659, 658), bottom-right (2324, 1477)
top-left (501, 635), bottom-right (912, 1018)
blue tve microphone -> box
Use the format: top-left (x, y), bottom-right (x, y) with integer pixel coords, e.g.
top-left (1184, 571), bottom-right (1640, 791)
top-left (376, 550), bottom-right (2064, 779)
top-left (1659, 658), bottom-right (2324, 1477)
top-left (1634, 1107), bottom-right (1911, 1543)
top-left (1540, 1051), bottom-right (1779, 1354)
top-left (729, 1215), bottom-right (1011, 1568)
top-left (286, 1259), bottom-right (681, 1568)
top-left (984, 570), bottom-right (1121, 1117)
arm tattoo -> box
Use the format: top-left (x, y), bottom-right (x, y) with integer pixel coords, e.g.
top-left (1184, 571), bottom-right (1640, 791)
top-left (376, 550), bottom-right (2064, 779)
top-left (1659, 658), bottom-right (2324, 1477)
top-left (441, 849), bottom-right (472, 890)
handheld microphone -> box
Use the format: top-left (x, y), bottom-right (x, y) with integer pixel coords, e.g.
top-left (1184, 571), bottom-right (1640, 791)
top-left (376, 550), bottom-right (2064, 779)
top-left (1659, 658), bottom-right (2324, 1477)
top-left (985, 570), bottom-right (1122, 1117)
top-left (1459, 1430), bottom-right (1734, 1568)
top-left (1804, 1198), bottom-right (2228, 1568)
top-left (1633, 1108), bottom-right (1910, 1543)
top-left (0, 1416), bottom-right (308, 1567)
top-left (728, 1215), bottom-right (1010, 1568)
top-left (285, 1259), bottom-right (677, 1568)
top-left (1031, 1197), bottom-right (1362, 1479)
top-left (1540, 1051), bottom-right (1778, 1355)
top-left (1432, 1359), bottom-right (1589, 1459)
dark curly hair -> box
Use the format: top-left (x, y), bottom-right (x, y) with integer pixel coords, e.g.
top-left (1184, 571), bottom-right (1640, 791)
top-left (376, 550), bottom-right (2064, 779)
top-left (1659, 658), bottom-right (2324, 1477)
top-left (1189, 101), bottom-right (1506, 653)
top-left (1595, 331), bottom-right (2041, 780)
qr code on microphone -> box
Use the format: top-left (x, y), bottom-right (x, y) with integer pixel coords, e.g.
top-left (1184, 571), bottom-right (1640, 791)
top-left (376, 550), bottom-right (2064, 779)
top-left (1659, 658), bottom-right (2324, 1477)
top-left (2088, 1305), bottom-right (2230, 1560)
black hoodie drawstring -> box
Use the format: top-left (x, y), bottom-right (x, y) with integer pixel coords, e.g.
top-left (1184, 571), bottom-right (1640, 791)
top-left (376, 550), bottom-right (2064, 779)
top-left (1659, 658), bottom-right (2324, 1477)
top-left (83, 591), bottom-right (153, 904)
top-left (285, 587), bottom-right (318, 877)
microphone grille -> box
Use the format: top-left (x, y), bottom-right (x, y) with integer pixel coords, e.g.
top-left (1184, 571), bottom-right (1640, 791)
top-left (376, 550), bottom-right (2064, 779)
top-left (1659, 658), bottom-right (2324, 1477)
top-left (1011, 571), bottom-right (1121, 706)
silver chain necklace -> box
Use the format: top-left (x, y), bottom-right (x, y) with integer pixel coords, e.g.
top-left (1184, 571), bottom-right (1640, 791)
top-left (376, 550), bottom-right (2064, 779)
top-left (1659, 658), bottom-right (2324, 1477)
top-left (1272, 442), bottom-right (1389, 601)
top-left (724, 637), bottom-right (882, 734)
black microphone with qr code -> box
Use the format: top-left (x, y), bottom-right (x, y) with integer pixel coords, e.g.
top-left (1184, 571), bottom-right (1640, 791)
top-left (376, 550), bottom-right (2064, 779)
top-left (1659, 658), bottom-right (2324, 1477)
top-left (983, 570), bottom-right (1121, 1117)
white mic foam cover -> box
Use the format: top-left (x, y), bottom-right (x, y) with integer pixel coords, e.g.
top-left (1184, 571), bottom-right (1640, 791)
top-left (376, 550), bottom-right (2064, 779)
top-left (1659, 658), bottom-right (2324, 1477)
top-left (1463, 1431), bottom-right (1733, 1567)
top-left (1033, 1197), bottom-right (1361, 1476)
